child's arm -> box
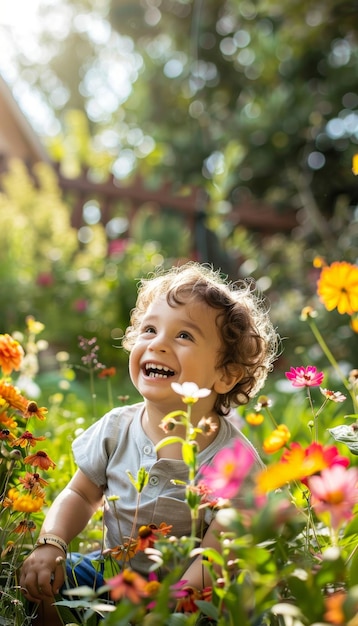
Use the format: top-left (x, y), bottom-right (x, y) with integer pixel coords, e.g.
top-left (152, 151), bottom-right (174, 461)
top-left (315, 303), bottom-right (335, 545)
top-left (180, 516), bottom-right (224, 590)
top-left (20, 469), bottom-right (104, 602)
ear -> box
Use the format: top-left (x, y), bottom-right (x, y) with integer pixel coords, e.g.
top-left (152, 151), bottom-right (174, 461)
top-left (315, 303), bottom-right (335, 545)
top-left (213, 365), bottom-right (242, 394)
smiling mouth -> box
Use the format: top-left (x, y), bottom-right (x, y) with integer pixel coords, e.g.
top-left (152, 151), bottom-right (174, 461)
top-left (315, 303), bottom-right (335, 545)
top-left (144, 363), bottom-right (175, 379)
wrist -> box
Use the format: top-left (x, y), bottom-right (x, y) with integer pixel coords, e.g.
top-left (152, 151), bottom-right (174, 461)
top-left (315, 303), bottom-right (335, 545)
top-left (35, 534), bottom-right (67, 555)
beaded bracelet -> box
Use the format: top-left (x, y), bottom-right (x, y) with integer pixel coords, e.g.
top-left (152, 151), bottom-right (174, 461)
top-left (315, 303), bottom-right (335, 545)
top-left (35, 534), bottom-right (68, 555)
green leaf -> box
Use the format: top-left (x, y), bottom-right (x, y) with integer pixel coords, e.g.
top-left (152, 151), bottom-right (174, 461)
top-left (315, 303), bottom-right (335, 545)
top-left (348, 549), bottom-right (358, 586)
top-left (344, 514), bottom-right (358, 537)
top-left (126, 467), bottom-right (149, 492)
top-left (328, 424), bottom-right (358, 455)
top-left (195, 600), bottom-right (219, 620)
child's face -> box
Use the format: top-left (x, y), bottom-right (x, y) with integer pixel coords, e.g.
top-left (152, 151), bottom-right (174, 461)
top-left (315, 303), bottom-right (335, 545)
top-left (129, 295), bottom-right (228, 411)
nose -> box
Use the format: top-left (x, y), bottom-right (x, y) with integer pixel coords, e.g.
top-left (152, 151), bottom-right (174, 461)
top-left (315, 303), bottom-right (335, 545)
top-left (148, 332), bottom-right (168, 353)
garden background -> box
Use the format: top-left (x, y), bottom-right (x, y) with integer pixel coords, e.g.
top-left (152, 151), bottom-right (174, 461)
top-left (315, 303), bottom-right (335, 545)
top-left (0, 1), bottom-right (358, 623)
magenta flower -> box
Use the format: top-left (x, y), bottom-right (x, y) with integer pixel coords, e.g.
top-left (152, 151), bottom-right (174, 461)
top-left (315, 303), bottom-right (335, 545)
top-left (285, 366), bottom-right (324, 388)
top-left (199, 439), bottom-right (256, 499)
top-left (308, 465), bottom-right (358, 530)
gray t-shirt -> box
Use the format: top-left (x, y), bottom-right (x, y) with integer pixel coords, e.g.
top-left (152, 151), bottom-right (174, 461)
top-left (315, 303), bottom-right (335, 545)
top-left (72, 401), bottom-right (261, 575)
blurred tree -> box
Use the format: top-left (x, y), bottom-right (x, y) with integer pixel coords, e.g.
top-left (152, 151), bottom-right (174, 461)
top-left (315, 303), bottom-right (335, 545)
top-left (3, 0), bottom-right (358, 233)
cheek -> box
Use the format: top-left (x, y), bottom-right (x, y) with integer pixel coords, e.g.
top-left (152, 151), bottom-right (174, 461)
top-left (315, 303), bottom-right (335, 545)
top-left (128, 347), bottom-right (140, 377)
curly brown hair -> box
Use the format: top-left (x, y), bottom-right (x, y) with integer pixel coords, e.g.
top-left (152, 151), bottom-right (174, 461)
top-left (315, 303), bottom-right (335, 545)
top-left (123, 263), bottom-right (278, 416)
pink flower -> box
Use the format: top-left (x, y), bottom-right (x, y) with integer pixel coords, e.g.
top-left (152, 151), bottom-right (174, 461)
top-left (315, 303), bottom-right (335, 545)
top-left (308, 465), bottom-right (358, 530)
top-left (199, 439), bottom-right (256, 499)
top-left (285, 366), bottom-right (324, 388)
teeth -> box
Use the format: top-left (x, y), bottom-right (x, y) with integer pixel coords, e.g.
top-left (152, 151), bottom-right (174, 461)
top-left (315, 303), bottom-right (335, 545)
top-left (148, 372), bottom-right (168, 378)
top-left (144, 363), bottom-right (174, 378)
top-left (145, 363), bottom-right (172, 372)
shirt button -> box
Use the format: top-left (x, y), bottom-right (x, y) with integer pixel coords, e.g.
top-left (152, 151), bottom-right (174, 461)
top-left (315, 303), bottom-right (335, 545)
top-left (149, 475), bottom-right (159, 486)
top-left (143, 445), bottom-right (152, 455)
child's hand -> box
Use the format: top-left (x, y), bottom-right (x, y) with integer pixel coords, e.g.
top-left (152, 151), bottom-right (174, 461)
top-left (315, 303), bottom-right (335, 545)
top-left (20, 545), bottom-right (66, 602)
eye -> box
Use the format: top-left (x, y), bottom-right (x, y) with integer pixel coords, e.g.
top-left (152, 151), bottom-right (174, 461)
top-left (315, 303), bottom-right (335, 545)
top-left (177, 331), bottom-right (194, 341)
top-left (144, 326), bottom-right (156, 334)
top-left (140, 325), bottom-right (156, 335)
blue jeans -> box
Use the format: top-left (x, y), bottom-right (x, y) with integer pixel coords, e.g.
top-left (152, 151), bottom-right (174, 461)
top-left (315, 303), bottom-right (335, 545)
top-left (64, 550), bottom-right (106, 591)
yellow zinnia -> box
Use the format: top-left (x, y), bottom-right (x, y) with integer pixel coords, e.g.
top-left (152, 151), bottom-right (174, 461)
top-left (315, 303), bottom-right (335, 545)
top-left (317, 261), bottom-right (358, 315)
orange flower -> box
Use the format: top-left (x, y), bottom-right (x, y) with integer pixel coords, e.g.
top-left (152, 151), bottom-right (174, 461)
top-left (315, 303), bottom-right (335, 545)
top-left (24, 450), bottom-right (56, 470)
top-left (0, 429), bottom-right (17, 443)
top-left (262, 425), bottom-right (290, 454)
top-left (23, 401), bottom-right (48, 421)
top-left (98, 367), bottom-right (116, 379)
top-left (136, 522), bottom-right (173, 552)
top-left (324, 590), bottom-right (346, 625)
top-left (11, 430), bottom-right (46, 448)
top-left (18, 471), bottom-right (49, 491)
top-left (256, 444), bottom-right (330, 494)
top-left (12, 493), bottom-right (44, 513)
top-left (317, 261), bottom-right (358, 315)
top-left (0, 333), bottom-right (24, 376)
top-left (0, 382), bottom-right (28, 412)
top-left (5, 488), bottom-right (44, 513)
top-left (13, 519), bottom-right (37, 534)
top-left (106, 541), bottom-right (138, 562)
top-left (0, 412), bottom-right (18, 429)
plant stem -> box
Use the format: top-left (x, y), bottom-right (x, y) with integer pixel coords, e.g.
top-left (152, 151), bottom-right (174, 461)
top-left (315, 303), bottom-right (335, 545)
top-left (308, 319), bottom-right (358, 414)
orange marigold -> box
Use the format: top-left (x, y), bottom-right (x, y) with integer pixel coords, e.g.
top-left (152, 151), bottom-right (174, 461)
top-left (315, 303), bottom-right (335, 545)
top-left (317, 261), bottom-right (358, 315)
top-left (4, 487), bottom-right (44, 512)
top-left (0, 381), bottom-right (28, 412)
top-left (0, 334), bottom-right (24, 376)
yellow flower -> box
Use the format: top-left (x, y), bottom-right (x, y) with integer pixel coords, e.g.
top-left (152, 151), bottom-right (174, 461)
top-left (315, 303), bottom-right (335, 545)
top-left (352, 153), bottom-right (358, 176)
top-left (350, 315), bottom-right (358, 334)
top-left (313, 256), bottom-right (326, 269)
top-left (262, 424), bottom-right (290, 454)
top-left (317, 261), bottom-right (358, 315)
top-left (246, 412), bottom-right (264, 426)
top-left (26, 316), bottom-right (45, 335)
top-left (6, 488), bottom-right (44, 513)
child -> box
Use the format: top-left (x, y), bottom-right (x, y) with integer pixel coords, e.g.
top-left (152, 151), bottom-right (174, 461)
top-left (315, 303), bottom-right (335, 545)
top-left (20, 262), bottom-right (278, 624)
